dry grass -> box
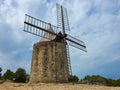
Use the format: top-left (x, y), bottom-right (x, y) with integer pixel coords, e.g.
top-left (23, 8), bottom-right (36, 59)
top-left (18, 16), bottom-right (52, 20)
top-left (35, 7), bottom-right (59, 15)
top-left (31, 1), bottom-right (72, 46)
top-left (0, 82), bottom-right (120, 90)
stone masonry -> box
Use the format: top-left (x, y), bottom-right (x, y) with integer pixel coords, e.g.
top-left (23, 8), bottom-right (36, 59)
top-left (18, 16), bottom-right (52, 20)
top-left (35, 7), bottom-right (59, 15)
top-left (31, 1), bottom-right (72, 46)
top-left (29, 41), bottom-right (69, 83)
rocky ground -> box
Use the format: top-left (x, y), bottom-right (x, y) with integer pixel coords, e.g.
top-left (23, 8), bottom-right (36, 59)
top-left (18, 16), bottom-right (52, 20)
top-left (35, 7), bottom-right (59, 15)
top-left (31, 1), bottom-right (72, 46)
top-left (0, 82), bottom-right (120, 90)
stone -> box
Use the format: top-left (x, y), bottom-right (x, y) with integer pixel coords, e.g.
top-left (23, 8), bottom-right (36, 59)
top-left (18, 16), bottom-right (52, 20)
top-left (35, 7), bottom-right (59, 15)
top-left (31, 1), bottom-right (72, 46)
top-left (29, 41), bottom-right (69, 83)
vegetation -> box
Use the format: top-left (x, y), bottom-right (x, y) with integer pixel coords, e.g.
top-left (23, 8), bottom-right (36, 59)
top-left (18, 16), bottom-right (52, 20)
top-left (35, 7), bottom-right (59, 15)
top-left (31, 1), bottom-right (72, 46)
top-left (68, 75), bottom-right (79, 83)
top-left (105, 78), bottom-right (120, 86)
top-left (80, 75), bottom-right (106, 85)
top-left (1, 68), bottom-right (28, 83)
top-left (0, 67), bottom-right (2, 79)
top-left (14, 68), bottom-right (27, 83)
top-left (3, 69), bottom-right (14, 80)
top-left (80, 75), bottom-right (120, 86)
top-left (0, 67), bottom-right (120, 86)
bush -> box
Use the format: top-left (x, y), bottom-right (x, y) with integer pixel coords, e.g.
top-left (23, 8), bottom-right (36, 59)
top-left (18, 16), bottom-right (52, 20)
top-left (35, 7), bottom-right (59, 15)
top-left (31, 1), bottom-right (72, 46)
top-left (81, 75), bottom-right (120, 86)
top-left (2, 69), bottom-right (14, 80)
top-left (0, 67), bottom-right (2, 79)
top-left (80, 75), bottom-right (106, 85)
top-left (105, 78), bottom-right (120, 86)
top-left (14, 68), bottom-right (27, 83)
top-left (68, 75), bottom-right (79, 83)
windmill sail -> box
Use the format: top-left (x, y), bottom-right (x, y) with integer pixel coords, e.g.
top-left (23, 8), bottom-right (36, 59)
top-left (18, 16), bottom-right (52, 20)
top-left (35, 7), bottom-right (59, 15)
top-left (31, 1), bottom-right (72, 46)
top-left (56, 4), bottom-right (87, 52)
top-left (66, 34), bottom-right (87, 52)
top-left (24, 14), bottom-right (57, 40)
top-left (57, 4), bottom-right (70, 31)
top-left (24, 14), bottom-right (87, 52)
top-left (57, 3), bottom-right (72, 77)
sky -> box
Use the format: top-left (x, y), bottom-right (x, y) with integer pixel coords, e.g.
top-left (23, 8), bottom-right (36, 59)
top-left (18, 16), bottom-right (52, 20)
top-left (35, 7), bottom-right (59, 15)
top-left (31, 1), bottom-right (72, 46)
top-left (0, 0), bottom-right (120, 80)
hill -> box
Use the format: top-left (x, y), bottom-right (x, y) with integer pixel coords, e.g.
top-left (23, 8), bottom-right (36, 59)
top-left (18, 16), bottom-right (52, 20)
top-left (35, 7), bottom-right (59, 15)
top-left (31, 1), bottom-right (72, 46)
top-left (80, 75), bottom-right (120, 86)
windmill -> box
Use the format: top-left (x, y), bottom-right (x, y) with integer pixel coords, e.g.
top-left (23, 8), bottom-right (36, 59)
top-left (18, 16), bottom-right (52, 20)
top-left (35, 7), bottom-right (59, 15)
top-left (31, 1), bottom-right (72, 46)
top-left (24, 3), bottom-right (87, 83)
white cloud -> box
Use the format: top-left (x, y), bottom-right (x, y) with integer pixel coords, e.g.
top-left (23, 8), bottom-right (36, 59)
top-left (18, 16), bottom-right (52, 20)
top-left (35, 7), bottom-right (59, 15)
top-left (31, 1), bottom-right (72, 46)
top-left (0, 52), bottom-right (10, 66)
top-left (0, 0), bottom-right (120, 79)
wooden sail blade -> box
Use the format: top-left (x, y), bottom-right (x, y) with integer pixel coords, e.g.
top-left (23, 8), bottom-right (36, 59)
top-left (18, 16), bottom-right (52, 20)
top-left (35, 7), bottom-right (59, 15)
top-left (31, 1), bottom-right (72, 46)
top-left (66, 34), bottom-right (87, 52)
top-left (24, 14), bottom-right (57, 40)
top-left (57, 3), bottom-right (70, 31)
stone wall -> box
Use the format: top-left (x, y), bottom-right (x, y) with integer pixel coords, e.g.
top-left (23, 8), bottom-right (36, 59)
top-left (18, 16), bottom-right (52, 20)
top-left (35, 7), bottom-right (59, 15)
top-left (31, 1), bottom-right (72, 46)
top-left (29, 41), bottom-right (69, 83)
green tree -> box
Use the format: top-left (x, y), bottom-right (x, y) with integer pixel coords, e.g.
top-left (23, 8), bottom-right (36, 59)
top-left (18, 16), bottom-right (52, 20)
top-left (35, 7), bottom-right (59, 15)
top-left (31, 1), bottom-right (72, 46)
top-left (80, 75), bottom-right (120, 86)
top-left (14, 68), bottom-right (27, 83)
top-left (3, 69), bottom-right (14, 80)
top-left (80, 75), bottom-right (107, 85)
top-left (0, 67), bottom-right (2, 79)
top-left (0, 67), bottom-right (2, 72)
top-left (68, 75), bottom-right (79, 82)
top-left (105, 78), bottom-right (120, 86)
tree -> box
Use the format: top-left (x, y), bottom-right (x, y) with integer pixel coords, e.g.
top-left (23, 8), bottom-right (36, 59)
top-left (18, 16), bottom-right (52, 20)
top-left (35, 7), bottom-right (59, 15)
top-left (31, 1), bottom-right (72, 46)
top-left (3, 69), bottom-right (14, 80)
top-left (0, 67), bottom-right (2, 72)
top-left (0, 67), bottom-right (2, 79)
top-left (68, 75), bottom-right (79, 82)
top-left (105, 78), bottom-right (120, 86)
top-left (14, 68), bottom-right (27, 83)
top-left (80, 75), bottom-right (106, 85)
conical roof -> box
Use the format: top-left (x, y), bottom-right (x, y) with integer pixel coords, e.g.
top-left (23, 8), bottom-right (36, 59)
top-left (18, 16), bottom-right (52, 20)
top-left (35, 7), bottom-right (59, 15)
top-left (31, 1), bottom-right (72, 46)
top-left (40, 25), bottom-right (55, 42)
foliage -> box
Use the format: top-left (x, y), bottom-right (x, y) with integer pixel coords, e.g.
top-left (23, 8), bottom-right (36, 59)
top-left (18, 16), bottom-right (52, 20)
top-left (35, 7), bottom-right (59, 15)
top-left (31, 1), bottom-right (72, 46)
top-left (81, 75), bottom-right (120, 86)
top-left (14, 68), bottom-right (27, 83)
top-left (68, 75), bottom-right (79, 82)
top-left (80, 75), bottom-right (106, 85)
top-left (83, 75), bottom-right (106, 81)
top-left (2, 69), bottom-right (14, 80)
top-left (0, 67), bottom-right (2, 72)
top-left (2, 68), bottom-right (28, 83)
top-left (105, 78), bottom-right (120, 86)
top-left (0, 67), bottom-right (2, 79)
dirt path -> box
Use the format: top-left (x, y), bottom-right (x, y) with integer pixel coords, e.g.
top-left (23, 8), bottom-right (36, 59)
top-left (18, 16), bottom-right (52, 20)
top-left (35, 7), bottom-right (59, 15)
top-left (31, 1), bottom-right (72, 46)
top-left (0, 82), bottom-right (120, 90)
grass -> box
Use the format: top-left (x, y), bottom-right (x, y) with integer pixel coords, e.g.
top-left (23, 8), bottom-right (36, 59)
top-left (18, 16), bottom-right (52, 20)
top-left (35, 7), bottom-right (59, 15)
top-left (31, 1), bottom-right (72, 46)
top-left (0, 82), bottom-right (120, 90)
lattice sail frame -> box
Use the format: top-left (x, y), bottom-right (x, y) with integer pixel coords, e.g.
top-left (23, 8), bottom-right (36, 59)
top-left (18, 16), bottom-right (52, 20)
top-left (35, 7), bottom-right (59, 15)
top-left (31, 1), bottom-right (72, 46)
top-left (24, 14), bottom-right (58, 41)
top-left (57, 4), bottom-right (87, 51)
top-left (24, 14), bottom-right (87, 52)
top-left (57, 3), bottom-right (70, 31)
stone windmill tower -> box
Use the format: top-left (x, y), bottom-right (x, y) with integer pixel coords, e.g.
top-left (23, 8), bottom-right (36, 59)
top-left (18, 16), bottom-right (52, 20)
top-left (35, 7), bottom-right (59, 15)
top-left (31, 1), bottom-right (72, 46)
top-left (24, 4), bottom-right (87, 83)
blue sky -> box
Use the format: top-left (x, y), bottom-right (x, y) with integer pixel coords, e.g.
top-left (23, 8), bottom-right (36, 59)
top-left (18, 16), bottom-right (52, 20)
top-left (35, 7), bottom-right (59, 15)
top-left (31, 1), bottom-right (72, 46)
top-left (0, 0), bottom-right (120, 79)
